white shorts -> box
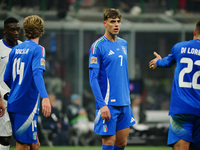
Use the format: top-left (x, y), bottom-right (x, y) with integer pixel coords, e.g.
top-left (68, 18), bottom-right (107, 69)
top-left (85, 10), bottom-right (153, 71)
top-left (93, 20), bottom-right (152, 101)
top-left (0, 108), bottom-right (12, 136)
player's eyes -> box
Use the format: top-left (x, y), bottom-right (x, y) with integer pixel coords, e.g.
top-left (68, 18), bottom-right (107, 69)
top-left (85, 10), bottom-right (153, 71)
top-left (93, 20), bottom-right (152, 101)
top-left (110, 20), bottom-right (121, 24)
top-left (10, 28), bottom-right (20, 32)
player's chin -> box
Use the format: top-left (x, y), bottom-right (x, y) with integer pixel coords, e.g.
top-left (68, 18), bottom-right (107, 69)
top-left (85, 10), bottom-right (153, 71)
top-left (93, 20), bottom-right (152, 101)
top-left (13, 37), bottom-right (19, 41)
top-left (113, 30), bottom-right (119, 34)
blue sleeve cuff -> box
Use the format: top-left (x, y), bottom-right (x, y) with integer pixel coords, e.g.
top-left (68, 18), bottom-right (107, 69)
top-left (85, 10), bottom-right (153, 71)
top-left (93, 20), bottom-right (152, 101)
top-left (156, 59), bottom-right (161, 67)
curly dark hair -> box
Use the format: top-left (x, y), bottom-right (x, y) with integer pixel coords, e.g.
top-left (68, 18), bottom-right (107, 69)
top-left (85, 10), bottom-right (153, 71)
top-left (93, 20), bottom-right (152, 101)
top-left (23, 15), bottom-right (45, 39)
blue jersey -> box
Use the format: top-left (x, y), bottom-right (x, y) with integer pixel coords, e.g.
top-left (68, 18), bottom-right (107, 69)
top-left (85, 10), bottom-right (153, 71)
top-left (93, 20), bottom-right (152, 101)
top-left (4, 40), bottom-right (46, 115)
top-left (89, 36), bottom-right (130, 108)
top-left (156, 39), bottom-right (200, 116)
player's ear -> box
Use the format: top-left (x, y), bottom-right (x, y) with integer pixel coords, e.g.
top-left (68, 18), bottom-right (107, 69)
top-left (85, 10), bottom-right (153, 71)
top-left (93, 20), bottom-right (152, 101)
top-left (193, 28), bottom-right (197, 38)
top-left (103, 21), bottom-right (106, 27)
top-left (2, 28), bottom-right (6, 34)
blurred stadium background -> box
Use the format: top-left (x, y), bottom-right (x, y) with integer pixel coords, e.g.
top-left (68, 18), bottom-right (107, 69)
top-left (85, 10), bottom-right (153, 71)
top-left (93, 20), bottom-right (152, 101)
top-left (1, 0), bottom-right (200, 148)
top-left (10, 146), bottom-right (171, 150)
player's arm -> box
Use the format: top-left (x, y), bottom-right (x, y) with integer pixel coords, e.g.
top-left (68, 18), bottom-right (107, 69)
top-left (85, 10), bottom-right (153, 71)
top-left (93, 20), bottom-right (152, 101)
top-left (156, 53), bottom-right (176, 68)
top-left (4, 53), bottom-right (13, 88)
top-left (0, 93), bottom-right (5, 117)
top-left (89, 68), bottom-right (111, 121)
top-left (149, 50), bottom-right (176, 69)
top-left (33, 69), bottom-right (51, 117)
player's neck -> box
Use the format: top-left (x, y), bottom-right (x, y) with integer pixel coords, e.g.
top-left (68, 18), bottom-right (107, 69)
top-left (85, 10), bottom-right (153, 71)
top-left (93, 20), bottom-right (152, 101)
top-left (30, 37), bottom-right (39, 44)
top-left (4, 38), bottom-right (17, 47)
top-left (196, 36), bottom-right (200, 40)
top-left (104, 33), bottom-right (117, 42)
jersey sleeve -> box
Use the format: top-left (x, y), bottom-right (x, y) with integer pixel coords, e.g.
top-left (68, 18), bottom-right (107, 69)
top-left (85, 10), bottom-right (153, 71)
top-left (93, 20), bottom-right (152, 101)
top-left (89, 43), bottom-right (101, 69)
top-left (156, 45), bottom-right (176, 68)
top-left (33, 69), bottom-right (48, 98)
top-left (125, 42), bottom-right (128, 55)
top-left (89, 68), bottom-right (106, 109)
top-left (4, 51), bottom-right (13, 88)
top-left (32, 46), bottom-right (46, 72)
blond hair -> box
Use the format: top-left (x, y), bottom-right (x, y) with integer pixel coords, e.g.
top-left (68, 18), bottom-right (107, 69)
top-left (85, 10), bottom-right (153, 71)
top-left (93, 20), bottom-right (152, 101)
top-left (23, 15), bottom-right (44, 39)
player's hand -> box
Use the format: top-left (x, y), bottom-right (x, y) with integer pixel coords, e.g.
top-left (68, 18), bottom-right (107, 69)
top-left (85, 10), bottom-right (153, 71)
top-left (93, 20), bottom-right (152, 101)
top-left (0, 97), bottom-right (5, 117)
top-left (42, 97), bottom-right (51, 117)
top-left (149, 52), bottom-right (162, 70)
top-left (100, 106), bottom-right (111, 121)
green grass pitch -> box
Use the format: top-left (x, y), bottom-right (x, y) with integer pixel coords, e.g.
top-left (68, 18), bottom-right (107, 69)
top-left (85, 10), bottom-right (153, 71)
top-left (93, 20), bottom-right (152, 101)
top-left (10, 146), bottom-right (171, 150)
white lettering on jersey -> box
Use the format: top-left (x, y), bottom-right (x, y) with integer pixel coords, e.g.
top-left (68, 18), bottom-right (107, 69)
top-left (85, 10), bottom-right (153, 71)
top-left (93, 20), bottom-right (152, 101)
top-left (15, 48), bottom-right (29, 54)
top-left (181, 47), bottom-right (200, 56)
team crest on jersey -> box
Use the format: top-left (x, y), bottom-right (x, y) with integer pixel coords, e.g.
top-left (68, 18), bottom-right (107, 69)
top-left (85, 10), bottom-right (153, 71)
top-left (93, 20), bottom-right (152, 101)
top-left (103, 124), bottom-right (108, 132)
top-left (41, 58), bottom-right (45, 66)
top-left (121, 46), bottom-right (127, 54)
top-left (33, 132), bottom-right (37, 140)
top-left (90, 56), bottom-right (97, 64)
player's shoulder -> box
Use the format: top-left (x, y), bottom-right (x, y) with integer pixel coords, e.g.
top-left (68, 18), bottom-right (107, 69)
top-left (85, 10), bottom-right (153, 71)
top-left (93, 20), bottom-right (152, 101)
top-left (29, 43), bottom-right (45, 58)
top-left (14, 40), bottom-right (43, 53)
top-left (38, 45), bottom-right (46, 56)
top-left (91, 36), bottom-right (106, 54)
top-left (21, 40), bottom-right (41, 49)
top-left (0, 39), bottom-right (4, 47)
top-left (117, 37), bottom-right (128, 46)
top-left (0, 39), bottom-right (11, 48)
top-left (175, 40), bottom-right (191, 47)
top-left (38, 44), bottom-right (45, 49)
top-left (92, 36), bottom-right (107, 47)
top-left (117, 37), bottom-right (127, 43)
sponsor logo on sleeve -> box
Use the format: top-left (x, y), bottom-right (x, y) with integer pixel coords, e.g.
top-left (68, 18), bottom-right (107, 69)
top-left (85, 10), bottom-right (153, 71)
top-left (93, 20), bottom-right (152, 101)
top-left (41, 58), bottom-right (45, 66)
top-left (90, 56), bottom-right (97, 64)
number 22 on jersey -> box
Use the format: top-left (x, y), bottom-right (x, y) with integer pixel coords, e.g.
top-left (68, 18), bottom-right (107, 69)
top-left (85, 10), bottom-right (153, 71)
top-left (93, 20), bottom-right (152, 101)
top-left (179, 57), bottom-right (200, 89)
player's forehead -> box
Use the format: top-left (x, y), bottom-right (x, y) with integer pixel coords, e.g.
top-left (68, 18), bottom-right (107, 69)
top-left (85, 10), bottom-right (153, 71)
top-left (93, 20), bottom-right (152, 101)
top-left (107, 17), bottom-right (121, 21)
top-left (5, 22), bottom-right (20, 29)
